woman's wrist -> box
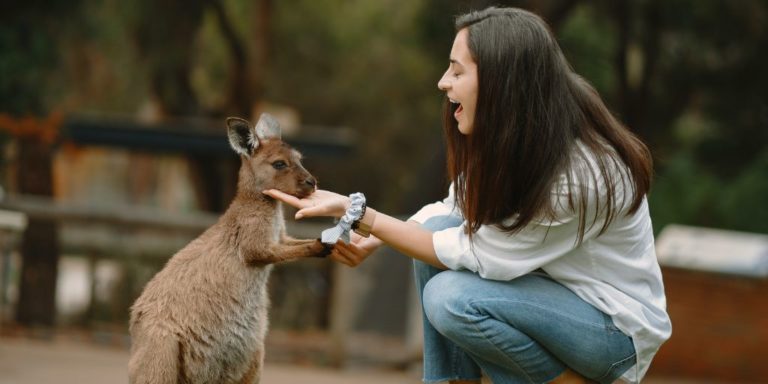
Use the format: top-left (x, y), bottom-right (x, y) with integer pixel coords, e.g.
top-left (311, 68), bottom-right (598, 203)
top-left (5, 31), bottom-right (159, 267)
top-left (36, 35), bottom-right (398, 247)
top-left (353, 207), bottom-right (377, 238)
top-left (341, 197), bottom-right (352, 217)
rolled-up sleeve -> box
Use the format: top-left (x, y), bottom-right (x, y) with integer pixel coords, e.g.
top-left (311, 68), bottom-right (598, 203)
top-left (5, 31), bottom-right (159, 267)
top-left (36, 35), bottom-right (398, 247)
top-left (433, 217), bottom-right (582, 280)
top-left (432, 188), bottom-right (595, 281)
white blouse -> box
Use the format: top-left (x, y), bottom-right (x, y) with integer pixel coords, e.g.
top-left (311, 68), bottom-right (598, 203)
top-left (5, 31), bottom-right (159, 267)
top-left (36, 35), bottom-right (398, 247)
top-left (409, 148), bottom-right (672, 383)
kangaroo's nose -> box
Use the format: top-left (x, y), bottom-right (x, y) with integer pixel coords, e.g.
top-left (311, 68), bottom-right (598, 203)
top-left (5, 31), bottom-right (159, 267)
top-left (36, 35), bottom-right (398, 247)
top-left (304, 177), bottom-right (317, 188)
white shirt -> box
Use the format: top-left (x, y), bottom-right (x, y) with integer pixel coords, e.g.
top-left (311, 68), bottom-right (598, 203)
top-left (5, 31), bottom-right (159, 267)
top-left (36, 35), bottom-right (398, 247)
top-left (409, 147), bottom-right (672, 383)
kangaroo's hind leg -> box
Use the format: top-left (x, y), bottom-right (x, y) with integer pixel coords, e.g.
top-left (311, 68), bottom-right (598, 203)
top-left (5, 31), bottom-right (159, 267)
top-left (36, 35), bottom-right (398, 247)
top-left (238, 349), bottom-right (264, 384)
top-left (128, 334), bottom-right (182, 384)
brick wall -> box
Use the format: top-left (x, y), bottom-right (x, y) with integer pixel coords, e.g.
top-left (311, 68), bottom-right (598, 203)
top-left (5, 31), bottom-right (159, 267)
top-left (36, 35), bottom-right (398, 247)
top-left (648, 267), bottom-right (768, 381)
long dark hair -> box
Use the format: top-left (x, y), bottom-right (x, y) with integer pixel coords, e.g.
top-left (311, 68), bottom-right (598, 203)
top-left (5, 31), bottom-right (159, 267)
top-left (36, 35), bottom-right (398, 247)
top-left (444, 7), bottom-right (652, 242)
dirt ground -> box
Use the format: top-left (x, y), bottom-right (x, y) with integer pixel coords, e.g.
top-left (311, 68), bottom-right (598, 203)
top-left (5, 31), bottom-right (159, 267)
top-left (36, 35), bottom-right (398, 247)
top-left (0, 336), bottom-right (421, 384)
top-left (0, 336), bottom-right (713, 384)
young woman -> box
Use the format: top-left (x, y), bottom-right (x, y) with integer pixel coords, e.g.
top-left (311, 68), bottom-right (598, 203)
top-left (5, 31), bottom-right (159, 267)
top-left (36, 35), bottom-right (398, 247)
top-left (265, 7), bottom-right (671, 384)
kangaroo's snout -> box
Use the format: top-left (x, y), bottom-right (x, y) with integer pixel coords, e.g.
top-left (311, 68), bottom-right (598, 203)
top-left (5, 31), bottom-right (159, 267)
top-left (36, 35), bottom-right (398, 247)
top-left (294, 175), bottom-right (317, 198)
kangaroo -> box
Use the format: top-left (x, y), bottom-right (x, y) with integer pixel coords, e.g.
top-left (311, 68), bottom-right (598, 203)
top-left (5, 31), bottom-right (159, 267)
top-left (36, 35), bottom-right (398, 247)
top-left (128, 114), bottom-right (328, 384)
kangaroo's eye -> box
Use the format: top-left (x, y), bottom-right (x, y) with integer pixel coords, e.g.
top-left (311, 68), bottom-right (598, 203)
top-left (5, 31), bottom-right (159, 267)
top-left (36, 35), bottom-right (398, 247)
top-left (271, 160), bottom-right (288, 170)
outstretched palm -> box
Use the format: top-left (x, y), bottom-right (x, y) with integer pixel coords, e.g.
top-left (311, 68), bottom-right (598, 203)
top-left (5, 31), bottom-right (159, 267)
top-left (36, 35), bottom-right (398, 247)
top-left (264, 189), bottom-right (350, 219)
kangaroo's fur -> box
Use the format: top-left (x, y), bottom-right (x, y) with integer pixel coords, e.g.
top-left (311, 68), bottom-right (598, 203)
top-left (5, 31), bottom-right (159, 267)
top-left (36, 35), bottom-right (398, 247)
top-left (128, 115), bottom-right (327, 384)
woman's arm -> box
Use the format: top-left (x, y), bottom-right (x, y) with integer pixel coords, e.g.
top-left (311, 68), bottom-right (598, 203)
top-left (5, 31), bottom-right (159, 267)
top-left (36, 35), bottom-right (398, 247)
top-left (363, 208), bottom-right (448, 269)
top-left (262, 189), bottom-right (448, 269)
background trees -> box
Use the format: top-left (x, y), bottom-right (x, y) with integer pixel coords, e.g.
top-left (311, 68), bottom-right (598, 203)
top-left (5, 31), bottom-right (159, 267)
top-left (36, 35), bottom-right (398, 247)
top-left (2, 0), bottom-right (767, 324)
top-left (4, 0), bottom-right (767, 234)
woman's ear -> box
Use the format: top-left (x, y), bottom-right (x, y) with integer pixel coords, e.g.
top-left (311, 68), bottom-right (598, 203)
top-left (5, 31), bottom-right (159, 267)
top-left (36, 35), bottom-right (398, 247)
top-left (226, 117), bottom-right (259, 156)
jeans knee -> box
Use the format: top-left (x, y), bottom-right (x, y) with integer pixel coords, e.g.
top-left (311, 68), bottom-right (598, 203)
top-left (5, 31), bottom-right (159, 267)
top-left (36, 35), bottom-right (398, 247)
top-left (422, 272), bottom-right (473, 339)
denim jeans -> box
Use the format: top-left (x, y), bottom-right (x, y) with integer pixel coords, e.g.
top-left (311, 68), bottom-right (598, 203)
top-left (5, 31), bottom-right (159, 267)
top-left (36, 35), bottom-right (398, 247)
top-left (414, 216), bottom-right (636, 384)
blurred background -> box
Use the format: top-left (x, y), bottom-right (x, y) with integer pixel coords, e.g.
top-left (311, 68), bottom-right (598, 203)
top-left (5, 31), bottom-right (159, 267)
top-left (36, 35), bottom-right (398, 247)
top-left (1, 0), bottom-right (766, 383)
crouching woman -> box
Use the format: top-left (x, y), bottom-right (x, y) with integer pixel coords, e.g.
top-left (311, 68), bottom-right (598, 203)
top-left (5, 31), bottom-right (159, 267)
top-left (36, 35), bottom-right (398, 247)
top-left (266, 7), bottom-right (671, 384)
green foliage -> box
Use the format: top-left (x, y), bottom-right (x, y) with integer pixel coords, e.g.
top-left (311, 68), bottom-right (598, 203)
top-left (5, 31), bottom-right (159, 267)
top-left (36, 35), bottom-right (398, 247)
top-left (648, 151), bottom-right (720, 233)
top-left (192, 9), bottom-right (233, 109)
top-left (654, 0), bottom-right (768, 176)
top-left (719, 151), bottom-right (768, 233)
top-left (0, 10), bottom-right (59, 115)
top-left (558, 4), bottom-right (617, 99)
top-left (650, 149), bottom-right (768, 235)
top-left (1, 0), bottom-right (766, 231)
top-left (0, 31), bottom-right (49, 115)
top-left (262, 0), bottom-right (449, 209)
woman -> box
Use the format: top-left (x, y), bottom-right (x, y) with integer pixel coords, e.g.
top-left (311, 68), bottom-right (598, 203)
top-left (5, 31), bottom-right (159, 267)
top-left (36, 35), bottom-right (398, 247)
top-left (265, 7), bottom-right (671, 384)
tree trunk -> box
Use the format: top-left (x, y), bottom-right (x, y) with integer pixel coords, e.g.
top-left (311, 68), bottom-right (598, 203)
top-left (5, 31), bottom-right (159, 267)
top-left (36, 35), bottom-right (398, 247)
top-left (15, 138), bottom-right (59, 326)
top-left (613, 0), bottom-right (631, 127)
top-left (212, 0), bottom-right (271, 116)
top-left (252, 0), bottom-right (272, 107)
top-left (189, 0), bottom-right (272, 212)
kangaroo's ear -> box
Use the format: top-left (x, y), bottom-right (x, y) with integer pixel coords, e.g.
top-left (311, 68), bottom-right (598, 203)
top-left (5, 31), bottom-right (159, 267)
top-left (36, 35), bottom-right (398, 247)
top-left (254, 113), bottom-right (281, 140)
top-left (226, 117), bottom-right (259, 156)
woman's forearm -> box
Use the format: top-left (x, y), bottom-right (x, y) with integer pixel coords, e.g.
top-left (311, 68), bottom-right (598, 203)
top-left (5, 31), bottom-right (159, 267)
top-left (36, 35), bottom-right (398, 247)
top-left (260, 188), bottom-right (448, 268)
top-left (365, 208), bottom-right (448, 269)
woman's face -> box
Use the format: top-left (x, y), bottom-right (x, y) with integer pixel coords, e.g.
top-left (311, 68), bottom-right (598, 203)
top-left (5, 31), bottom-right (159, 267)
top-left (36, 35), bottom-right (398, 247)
top-left (438, 28), bottom-right (478, 135)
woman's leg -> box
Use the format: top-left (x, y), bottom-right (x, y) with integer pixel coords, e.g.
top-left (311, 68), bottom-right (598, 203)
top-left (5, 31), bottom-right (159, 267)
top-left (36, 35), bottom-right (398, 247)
top-left (414, 216), bottom-right (483, 383)
top-left (422, 271), bottom-right (636, 384)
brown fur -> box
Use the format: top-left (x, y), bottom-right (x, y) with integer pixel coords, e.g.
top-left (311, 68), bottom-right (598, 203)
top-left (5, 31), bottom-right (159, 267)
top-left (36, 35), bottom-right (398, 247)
top-left (128, 117), bottom-right (327, 384)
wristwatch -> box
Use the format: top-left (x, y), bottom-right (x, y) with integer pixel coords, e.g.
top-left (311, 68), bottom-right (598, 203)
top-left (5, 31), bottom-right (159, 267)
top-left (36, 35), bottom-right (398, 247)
top-left (352, 209), bottom-right (374, 237)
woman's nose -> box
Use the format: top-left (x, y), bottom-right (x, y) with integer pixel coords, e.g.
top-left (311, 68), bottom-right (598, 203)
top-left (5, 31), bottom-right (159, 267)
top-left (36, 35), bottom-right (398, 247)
top-left (437, 70), bottom-right (451, 91)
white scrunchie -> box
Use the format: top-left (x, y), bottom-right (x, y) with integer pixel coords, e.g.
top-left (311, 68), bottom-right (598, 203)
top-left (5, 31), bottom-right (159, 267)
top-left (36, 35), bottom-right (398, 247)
top-left (320, 193), bottom-right (365, 244)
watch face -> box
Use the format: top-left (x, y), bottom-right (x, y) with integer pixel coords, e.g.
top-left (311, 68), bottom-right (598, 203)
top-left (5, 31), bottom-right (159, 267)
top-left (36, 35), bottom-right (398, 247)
top-left (353, 222), bottom-right (372, 238)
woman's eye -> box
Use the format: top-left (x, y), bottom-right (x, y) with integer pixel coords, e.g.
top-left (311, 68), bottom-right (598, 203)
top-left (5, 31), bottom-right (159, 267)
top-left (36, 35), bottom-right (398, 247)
top-left (453, 72), bottom-right (461, 78)
top-left (272, 160), bottom-right (288, 170)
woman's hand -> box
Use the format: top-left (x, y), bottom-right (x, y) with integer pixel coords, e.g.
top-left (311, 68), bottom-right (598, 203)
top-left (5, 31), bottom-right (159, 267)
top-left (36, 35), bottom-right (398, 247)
top-left (264, 188), bottom-right (383, 266)
top-left (330, 233), bottom-right (384, 267)
top-left (263, 189), bottom-right (350, 219)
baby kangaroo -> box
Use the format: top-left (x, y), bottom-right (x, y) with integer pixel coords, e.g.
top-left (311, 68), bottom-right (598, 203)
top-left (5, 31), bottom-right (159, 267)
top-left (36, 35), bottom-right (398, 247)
top-left (128, 114), bottom-right (328, 384)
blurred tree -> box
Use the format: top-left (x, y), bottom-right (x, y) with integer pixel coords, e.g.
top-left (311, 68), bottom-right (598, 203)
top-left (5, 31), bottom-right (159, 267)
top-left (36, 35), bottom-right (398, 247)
top-left (628, 1), bottom-right (768, 233)
top-left (123, 0), bottom-right (206, 116)
top-left (719, 151), bottom-right (768, 233)
top-left (211, 0), bottom-right (272, 116)
top-left (121, 0), bottom-right (275, 211)
top-left (122, 0), bottom-right (273, 118)
top-left (462, 0), bottom-right (582, 31)
top-left (0, 0), bottom-right (766, 335)
top-left (3, 0), bottom-right (765, 292)
top-left (262, 0), bottom-right (446, 210)
top-left (0, 0), bottom-right (84, 326)
top-left (550, 0), bottom-right (768, 234)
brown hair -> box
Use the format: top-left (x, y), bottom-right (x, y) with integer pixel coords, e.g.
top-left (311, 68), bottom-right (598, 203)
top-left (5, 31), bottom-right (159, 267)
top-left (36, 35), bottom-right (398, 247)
top-left (444, 7), bottom-right (652, 242)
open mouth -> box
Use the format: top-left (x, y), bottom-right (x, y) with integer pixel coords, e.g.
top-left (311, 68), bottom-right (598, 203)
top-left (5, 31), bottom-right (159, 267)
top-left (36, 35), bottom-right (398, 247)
top-left (449, 98), bottom-right (463, 119)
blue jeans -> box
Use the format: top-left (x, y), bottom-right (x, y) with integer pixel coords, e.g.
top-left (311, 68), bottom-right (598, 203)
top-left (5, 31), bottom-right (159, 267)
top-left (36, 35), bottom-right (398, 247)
top-left (414, 216), bottom-right (636, 384)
